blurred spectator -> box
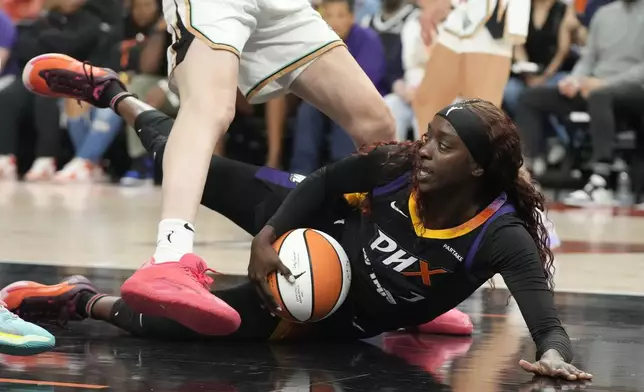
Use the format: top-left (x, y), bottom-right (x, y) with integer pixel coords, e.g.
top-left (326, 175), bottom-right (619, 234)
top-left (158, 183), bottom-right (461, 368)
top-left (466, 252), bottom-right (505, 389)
top-left (382, 2), bottom-right (426, 141)
top-left (56, 104), bottom-right (123, 182)
top-left (360, 0), bottom-right (415, 96)
top-left (515, 0), bottom-right (644, 204)
top-left (119, 0), bottom-right (174, 185)
top-left (0, 9), bottom-right (17, 179)
top-left (354, 0), bottom-right (380, 21)
top-left (579, 0), bottom-right (614, 26)
top-left (1, 0), bottom-right (45, 22)
top-left (412, 0), bottom-right (529, 131)
top-left (0, 9), bottom-right (17, 90)
top-left (0, 0), bottom-right (122, 181)
top-left (503, 0), bottom-right (580, 175)
top-left (121, 0), bottom-right (163, 72)
top-left (290, 0), bottom-right (386, 174)
top-left (504, 0), bottom-right (579, 118)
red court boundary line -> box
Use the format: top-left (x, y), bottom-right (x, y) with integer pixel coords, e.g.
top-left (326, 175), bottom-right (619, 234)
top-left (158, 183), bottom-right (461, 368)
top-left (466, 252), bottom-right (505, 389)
top-left (0, 378), bottom-right (108, 389)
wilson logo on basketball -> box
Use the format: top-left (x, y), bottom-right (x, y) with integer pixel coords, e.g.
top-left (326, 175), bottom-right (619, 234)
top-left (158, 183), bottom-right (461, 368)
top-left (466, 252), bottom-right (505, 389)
top-left (369, 229), bottom-right (448, 286)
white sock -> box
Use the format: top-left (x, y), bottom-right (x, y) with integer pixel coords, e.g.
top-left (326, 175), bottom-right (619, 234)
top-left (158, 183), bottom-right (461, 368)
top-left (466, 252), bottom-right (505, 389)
top-left (153, 219), bottom-right (195, 263)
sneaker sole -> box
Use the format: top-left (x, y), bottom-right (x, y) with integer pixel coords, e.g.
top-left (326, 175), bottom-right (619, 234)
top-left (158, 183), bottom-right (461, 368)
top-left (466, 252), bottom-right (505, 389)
top-left (0, 333), bottom-right (55, 356)
top-left (22, 53), bottom-right (117, 99)
top-left (0, 277), bottom-right (96, 313)
top-left (120, 278), bottom-right (241, 336)
top-left (23, 54), bottom-right (75, 98)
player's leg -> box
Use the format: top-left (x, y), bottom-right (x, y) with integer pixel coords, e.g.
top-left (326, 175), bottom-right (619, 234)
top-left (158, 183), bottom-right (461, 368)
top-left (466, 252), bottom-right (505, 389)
top-left (20, 56), bottom-right (328, 236)
top-left (237, 5), bottom-right (395, 148)
top-left (99, 283), bottom-right (284, 340)
top-left (152, 41), bottom-right (239, 262)
top-left (1, 277), bottom-right (282, 340)
top-left (1, 274), bottom-right (372, 342)
top-left (119, 0), bottom-right (262, 335)
top-left (118, 103), bottom-right (305, 236)
top-left (461, 52), bottom-right (512, 107)
top-left (288, 47), bottom-right (396, 147)
top-left (411, 44), bottom-right (462, 133)
top-left (22, 0), bottom-right (258, 334)
top-left (19, 52), bottom-right (279, 336)
top-left (21, 62), bottom-right (304, 237)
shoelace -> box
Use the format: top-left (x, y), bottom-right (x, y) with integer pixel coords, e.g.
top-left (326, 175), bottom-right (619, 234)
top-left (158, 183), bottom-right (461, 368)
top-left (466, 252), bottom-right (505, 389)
top-left (79, 61), bottom-right (97, 106)
top-left (81, 61), bottom-right (96, 88)
top-left (183, 266), bottom-right (219, 289)
top-left (40, 61), bottom-right (98, 106)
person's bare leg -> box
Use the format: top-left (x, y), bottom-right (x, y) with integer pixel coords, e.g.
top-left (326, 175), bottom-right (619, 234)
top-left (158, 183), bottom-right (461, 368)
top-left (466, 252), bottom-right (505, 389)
top-left (265, 96), bottom-right (288, 168)
top-left (117, 39), bottom-right (243, 336)
top-left (289, 46), bottom-right (396, 148)
top-left (153, 40), bottom-right (239, 263)
top-left (411, 44), bottom-right (461, 134)
top-left (461, 52), bottom-right (512, 107)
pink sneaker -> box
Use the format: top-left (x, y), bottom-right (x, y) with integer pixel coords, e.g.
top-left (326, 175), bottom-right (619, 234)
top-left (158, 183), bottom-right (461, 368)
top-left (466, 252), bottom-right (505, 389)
top-left (414, 309), bottom-right (473, 335)
top-left (120, 254), bottom-right (241, 336)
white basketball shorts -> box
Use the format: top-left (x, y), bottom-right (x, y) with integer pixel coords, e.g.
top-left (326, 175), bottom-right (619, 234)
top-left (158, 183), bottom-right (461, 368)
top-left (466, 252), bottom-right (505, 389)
top-left (163, 0), bottom-right (344, 103)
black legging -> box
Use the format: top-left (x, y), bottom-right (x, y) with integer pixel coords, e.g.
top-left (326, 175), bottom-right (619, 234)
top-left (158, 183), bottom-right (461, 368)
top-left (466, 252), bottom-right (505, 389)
top-left (110, 110), bottom-right (374, 341)
top-left (0, 78), bottom-right (61, 157)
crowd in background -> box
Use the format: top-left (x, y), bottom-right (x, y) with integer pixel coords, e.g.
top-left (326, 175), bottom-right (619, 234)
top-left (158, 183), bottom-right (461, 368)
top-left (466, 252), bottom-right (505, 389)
top-left (0, 0), bottom-right (642, 207)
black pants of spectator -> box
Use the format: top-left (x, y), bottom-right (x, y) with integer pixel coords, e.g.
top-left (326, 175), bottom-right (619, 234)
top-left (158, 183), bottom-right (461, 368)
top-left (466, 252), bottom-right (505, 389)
top-left (515, 83), bottom-right (644, 165)
top-left (632, 118), bottom-right (644, 202)
top-left (0, 78), bottom-right (60, 157)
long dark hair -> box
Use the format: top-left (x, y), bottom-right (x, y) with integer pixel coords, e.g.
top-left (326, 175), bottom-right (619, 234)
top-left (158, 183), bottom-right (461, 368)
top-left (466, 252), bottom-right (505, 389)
top-left (359, 99), bottom-right (555, 290)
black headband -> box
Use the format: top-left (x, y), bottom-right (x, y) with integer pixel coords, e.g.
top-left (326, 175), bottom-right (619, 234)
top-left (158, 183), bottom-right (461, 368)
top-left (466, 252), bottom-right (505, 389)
top-left (436, 104), bottom-right (492, 169)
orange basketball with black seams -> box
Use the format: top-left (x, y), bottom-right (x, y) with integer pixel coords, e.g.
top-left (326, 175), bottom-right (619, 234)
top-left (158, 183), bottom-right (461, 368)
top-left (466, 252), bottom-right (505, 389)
top-left (267, 229), bottom-right (351, 323)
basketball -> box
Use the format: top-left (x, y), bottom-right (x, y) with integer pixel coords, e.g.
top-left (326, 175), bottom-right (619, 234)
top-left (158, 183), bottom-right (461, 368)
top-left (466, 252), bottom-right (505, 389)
top-left (267, 229), bottom-right (351, 323)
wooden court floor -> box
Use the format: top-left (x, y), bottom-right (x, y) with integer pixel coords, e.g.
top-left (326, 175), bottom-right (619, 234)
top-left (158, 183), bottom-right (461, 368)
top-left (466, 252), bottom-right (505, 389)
top-left (2, 182), bottom-right (644, 296)
top-left (0, 182), bottom-right (643, 391)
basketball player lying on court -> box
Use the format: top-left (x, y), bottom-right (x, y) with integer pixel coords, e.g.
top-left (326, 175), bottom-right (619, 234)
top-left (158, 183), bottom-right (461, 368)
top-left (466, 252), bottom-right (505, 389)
top-left (8, 67), bottom-right (589, 381)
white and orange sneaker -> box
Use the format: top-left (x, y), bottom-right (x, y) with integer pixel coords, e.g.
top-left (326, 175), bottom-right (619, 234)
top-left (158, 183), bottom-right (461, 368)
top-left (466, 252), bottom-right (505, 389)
top-left (0, 155), bottom-right (17, 181)
top-left (120, 254), bottom-right (241, 336)
top-left (53, 158), bottom-right (104, 183)
top-left (24, 157), bottom-right (56, 182)
top-left (22, 53), bottom-right (124, 107)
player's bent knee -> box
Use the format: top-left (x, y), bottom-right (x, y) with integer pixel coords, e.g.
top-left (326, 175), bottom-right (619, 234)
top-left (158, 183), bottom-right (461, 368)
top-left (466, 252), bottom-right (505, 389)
top-left (180, 96), bottom-right (236, 130)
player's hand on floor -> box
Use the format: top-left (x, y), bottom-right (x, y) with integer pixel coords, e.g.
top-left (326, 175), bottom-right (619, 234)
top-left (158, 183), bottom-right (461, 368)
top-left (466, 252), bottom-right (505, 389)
top-left (520, 350), bottom-right (592, 381)
top-left (249, 226), bottom-right (294, 312)
top-left (519, 376), bottom-right (592, 392)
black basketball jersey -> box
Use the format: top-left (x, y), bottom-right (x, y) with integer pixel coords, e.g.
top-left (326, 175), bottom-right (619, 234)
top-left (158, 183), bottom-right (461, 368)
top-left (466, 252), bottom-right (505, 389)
top-left (265, 146), bottom-right (572, 360)
top-left (339, 173), bottom-right (514, 330)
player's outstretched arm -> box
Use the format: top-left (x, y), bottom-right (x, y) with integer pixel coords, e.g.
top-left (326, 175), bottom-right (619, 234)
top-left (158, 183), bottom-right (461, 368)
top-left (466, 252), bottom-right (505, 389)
top-left (483, 224), bottom-right (592, 381)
